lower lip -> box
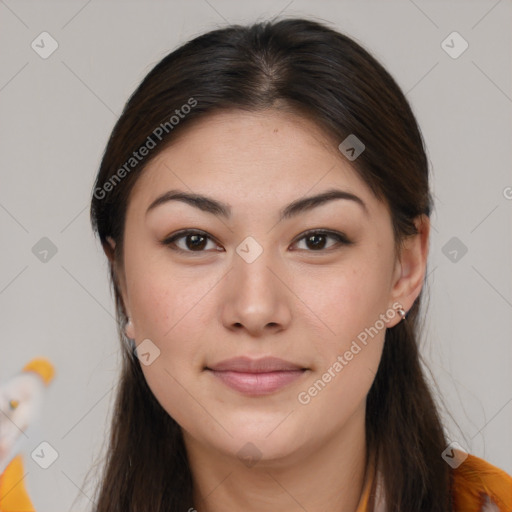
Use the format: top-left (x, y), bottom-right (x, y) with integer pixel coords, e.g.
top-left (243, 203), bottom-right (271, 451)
top-left (207, 369), bottom-right (306, 395)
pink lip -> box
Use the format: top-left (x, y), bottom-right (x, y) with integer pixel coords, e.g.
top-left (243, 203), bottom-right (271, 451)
top-left (206, 356), bottom-right (308, 395)
top-left (208, 369), bottom-right (306, 395)
top-left (207, 356), bottom-right (306, 372)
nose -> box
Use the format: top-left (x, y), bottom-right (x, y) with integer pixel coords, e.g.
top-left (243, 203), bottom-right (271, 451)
top-left (220, 246), bottom-right (292, 337)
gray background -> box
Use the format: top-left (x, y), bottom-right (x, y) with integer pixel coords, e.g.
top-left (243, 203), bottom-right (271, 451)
top-left (1, 0), bottom-right (511, 510)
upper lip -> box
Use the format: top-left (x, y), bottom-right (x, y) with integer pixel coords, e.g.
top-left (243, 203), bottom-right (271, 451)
top-left (206, 356), bottom-right (306, 373)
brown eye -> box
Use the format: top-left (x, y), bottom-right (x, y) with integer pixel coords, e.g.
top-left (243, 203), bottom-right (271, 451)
top-left (292, 230), bottom-right (352, 251)
top-left (304, 233), bottom-right (329, 250)
top-left (163, 230), bottom-right (220, 253)
top-left (182, 233), bottom-right (208, 251)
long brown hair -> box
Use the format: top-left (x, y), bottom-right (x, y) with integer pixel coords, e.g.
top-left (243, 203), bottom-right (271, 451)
top-left (88, 17), bottom-right (451, 511)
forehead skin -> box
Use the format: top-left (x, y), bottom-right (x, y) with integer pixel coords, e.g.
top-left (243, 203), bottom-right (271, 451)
top-left (126, 108), bottom-right (390, 237)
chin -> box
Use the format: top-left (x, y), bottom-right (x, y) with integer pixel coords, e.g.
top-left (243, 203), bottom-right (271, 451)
top-left (225, 422), bottom-right (306, 462)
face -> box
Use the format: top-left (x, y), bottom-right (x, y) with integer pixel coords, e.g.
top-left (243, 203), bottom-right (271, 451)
top-left (111, 109), bottom-right (427, 466)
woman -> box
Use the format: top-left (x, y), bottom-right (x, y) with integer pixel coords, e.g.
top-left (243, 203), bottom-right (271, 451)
top-left (88, 17), bottom-right (512, 512)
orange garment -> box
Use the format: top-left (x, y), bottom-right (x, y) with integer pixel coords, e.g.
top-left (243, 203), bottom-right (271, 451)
top-left (451, 453), bottom-right (512, 512)
top-left (355, 451), bottom-right (512, 512)
top-left (0, 454), bottom-right (35, 512)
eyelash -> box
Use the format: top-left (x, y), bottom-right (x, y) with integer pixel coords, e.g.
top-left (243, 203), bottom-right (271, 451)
top-left (161, 229), bottom-right (353, 255)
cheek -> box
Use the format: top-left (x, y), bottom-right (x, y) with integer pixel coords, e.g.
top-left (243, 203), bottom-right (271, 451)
top-left (130, 279), bottom-right (209, 375)
top-left (126, 259), bottom-right (223, 415)
top-left (139, 357), bottom-right (202, 435)
top-left (127, 255), bottom-right (214, 342)
top-left (130, 267), bottom-right (212, 429)
top-left (297, 265), bottom-right (387, 415)
top-left (131, 281), bottom-right (174, 337)
top-left (297, 253), bottom-right (392, 412)
top-left (301, 256), bottom-right (392, 346)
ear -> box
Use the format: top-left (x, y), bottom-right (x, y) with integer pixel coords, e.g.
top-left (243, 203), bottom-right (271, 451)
top-left (387, 215), bottom-right (430, 327)
top-left (103, 236), bottom-right (133, 337)
top-left (103, 236), bottom-right (116, 264)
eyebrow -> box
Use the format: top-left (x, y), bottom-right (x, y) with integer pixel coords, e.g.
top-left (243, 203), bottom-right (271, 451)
top-left (145, 187), bottom-right (368, 221)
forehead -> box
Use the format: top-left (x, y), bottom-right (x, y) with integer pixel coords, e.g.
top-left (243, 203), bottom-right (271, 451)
top-left (127, 109), bottom-right (379, 217)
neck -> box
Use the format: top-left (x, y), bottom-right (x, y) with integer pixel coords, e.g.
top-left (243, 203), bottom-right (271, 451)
top-left (183, 407), bottom-right (369, 512)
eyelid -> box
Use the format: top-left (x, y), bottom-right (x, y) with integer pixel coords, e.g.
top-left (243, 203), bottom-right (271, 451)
top-left (162, 228), bottom-right (353, 254)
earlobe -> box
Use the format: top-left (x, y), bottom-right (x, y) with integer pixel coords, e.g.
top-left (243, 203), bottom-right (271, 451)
top-left (125, 317), bottom-right (135, 340)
